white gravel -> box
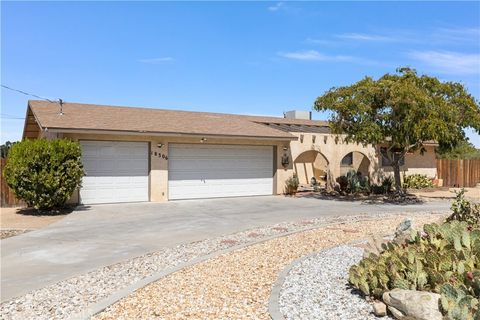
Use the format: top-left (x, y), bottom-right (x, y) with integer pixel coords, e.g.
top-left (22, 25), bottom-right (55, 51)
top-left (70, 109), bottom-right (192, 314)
top-left (1, 211), bottom-right (442, 320)
top-left (279, 245), bottom-right (393, 320)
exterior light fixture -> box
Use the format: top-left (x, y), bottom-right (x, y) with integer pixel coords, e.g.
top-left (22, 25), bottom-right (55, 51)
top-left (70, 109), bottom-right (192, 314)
top-left (300, 134), bottom-right (304, 143)
top-left (312, 135), bottom-right (316, 143)
top-left (157, 143), bottom-right (164, 148)
top-left (200, 137), bottom-right (207, 143)
top-left (281, 145), bottom-right (290, 168)
top-left (281, 153), bottom-right (289, 168)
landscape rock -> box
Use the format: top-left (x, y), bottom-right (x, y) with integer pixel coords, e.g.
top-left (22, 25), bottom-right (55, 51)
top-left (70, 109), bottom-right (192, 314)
top-left (392, 218), bottom-right (413, 245)
top-left (382, 289), bottom-right (442, 320)
top-left (373, 301), bottom-right (387, 317)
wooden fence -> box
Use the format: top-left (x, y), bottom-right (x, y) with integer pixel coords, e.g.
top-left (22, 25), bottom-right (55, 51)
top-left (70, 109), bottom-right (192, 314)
top-left (1, 158), bottom-right (25, 207)
top-left (437, 159), bottom-right (480, 188)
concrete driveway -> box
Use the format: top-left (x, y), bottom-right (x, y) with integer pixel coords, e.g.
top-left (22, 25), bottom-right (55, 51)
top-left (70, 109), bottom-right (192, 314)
top-left (1, 196), bottom-right (450, 301)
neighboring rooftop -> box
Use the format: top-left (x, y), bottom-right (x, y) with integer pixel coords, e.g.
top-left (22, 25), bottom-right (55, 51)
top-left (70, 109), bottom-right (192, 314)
top-left (25, 100), bottom-right (329, 140)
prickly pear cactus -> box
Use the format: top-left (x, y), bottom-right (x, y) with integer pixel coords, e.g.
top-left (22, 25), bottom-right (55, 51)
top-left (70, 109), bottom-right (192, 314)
top-left (348, 221), bottom-right (480, 320)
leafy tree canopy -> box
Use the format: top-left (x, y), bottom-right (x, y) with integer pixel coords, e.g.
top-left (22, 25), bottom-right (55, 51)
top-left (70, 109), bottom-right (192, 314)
top-left (314, 67), bottom-right (480, 191)
top-left (0, 141), bottom-right (18, 158)
top-left (436, 140), bottom-right (480, 160)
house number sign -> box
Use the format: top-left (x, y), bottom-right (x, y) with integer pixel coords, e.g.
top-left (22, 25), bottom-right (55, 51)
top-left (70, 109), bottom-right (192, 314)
top-left (151, 151), bottom-right (168, 160)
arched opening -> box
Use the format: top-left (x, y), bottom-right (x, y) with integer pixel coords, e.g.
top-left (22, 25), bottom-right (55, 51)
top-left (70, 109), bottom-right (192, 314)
top-left (294, 150), bottom-right (329, 186)
top-left (339, 151), bottom-right (370, 177)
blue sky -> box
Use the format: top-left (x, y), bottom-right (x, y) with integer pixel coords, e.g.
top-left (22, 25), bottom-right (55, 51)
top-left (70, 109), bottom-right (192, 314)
top-left (2, 1), bottom-right (479, 146)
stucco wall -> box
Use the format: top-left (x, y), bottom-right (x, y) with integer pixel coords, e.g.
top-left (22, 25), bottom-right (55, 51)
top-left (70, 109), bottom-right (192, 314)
top-left (287, 133), bottom-right (378, 186)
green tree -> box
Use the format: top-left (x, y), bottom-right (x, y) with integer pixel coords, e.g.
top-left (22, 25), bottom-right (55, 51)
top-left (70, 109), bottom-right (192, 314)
top-left (314, 68), bottom-right (480, 192)
top-left (436, 140), bottom-right (480, 159)
top-left (3, 139), bottom-right (84, 210)
top-left (0, 141), bottom-right (18, 158)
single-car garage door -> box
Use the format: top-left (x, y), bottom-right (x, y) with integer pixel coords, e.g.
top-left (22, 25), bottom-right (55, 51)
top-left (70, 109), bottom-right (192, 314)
top-left (80, 141), bottom-right (149, 204)
top-left (168, 144), bottom-right (274, 200)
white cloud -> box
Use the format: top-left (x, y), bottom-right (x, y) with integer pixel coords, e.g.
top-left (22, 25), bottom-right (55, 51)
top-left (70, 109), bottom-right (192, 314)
top-left (278, 50), bottom-right (352, 62)
top-left (409, 50), bottom-right (480, 75)
top-left (304, 38), bottom-right (338, 46)
top-left (336, 33), bottom-right (396, 42)
top-left (268, 2), bottom-right (284, 11)
top-left (433, 27), bottom-right (480, 44)
top-left (138, 57), bottom-right (174, 64)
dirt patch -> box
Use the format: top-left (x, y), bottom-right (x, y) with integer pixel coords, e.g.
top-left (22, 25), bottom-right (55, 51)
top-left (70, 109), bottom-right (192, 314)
top-left (412, 187), bottom-right (480, 201)
top-left (0, 207), bottom-right (69, 230)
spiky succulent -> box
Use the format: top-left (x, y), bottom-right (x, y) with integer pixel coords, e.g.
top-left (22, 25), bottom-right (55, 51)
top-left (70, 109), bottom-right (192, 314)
top-left (349, 221), bottom-right (480, 319)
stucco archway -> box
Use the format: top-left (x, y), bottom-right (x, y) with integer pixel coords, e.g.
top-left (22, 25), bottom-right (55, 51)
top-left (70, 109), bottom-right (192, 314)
top-left (339, 151), bottom-right (371, 178)
top-left (294, 150), bottom-right (329, 185)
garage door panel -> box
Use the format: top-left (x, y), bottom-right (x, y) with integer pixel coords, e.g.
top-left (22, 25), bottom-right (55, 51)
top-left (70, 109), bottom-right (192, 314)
top-left (80, 141), bottom-right (149, 204)
top-left (168, 144), bottom-right (273, 200)
top-left (169, 169), bottom-right (273, 180)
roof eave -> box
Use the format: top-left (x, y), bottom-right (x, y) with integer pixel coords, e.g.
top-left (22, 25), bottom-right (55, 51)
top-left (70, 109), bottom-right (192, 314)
top-left (46, 128), bottom-right (298, 141)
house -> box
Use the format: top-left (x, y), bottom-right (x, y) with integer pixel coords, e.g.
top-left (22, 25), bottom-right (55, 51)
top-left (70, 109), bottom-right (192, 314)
top-left (22, 100), bottom-right (438, 204)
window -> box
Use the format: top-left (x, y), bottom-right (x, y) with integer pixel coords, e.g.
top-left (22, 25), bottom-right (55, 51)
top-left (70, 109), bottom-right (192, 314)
top-left (341, 152), bottom-right (353, 166)
top-left (381, 147), bottom-right (405, 167)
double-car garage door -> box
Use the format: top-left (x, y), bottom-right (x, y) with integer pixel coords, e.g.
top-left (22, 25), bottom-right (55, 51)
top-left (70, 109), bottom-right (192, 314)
top-left (80, 141), bottom-right (274, 204)
top-left (168, 144), bottom-right (274, 200)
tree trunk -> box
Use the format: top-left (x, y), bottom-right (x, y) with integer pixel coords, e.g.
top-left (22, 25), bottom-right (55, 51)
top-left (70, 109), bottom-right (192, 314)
top-left (392, 162), bottom-right (403, 194)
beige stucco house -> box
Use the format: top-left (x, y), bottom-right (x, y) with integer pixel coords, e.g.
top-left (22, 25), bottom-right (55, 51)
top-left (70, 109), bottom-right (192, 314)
top-left (22, 100), bottom-right (438, 204)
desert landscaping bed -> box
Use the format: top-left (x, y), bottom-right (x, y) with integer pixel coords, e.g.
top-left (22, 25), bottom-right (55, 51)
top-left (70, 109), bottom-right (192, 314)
top-left (1, 211), bottom-right (446, 320)
top-left (95, 213), bottom-right (445, 320)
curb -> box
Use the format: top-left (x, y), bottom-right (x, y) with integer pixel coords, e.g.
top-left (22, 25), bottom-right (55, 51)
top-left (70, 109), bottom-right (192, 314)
top-left (268, 252), bottom-right (319, 320)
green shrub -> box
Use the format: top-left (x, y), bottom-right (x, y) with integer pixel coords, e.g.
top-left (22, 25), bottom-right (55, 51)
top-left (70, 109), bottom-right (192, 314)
top-left (402, 173), bottom-right (433, 189)
top-left (285, 174), bottom-right (299, 195)
top-left (447, 189), bottom-right (480, 227)
top-left (3, 139), bottom-right (84, 210)
top-left (349, 221), bottom-right (480, 319)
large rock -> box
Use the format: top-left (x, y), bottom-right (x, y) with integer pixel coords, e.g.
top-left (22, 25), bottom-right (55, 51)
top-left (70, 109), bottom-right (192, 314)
top-left (382, 289), bottom-right (442, 320)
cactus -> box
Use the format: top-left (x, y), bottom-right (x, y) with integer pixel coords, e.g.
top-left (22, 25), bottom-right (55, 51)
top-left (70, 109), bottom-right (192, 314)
top-left (447, 189), bottom-right (480, 227)
top-left (348, 221), bottom-right (480, 319)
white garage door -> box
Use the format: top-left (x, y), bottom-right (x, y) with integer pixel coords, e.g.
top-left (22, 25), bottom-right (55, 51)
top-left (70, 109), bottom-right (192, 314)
top-left (168, 144), bottom-right (274, 200)
top-left (80, 141), bottom-right (149, 204)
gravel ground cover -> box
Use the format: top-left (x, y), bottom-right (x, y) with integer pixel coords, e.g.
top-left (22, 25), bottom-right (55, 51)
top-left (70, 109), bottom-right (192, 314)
top-left (279, 245), bottom-right (393, 320)
top-left (95, 213), bottom-right (444, 320)
top-left (0, 229), bottom-right (29, 239)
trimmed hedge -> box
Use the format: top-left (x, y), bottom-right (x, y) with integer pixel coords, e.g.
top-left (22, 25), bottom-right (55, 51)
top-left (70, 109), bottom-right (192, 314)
top-left (3, 139), bottom-right (84, 210)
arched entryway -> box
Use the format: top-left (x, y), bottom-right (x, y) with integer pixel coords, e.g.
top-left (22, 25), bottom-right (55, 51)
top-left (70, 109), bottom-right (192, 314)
top-left (339, 151), bottom-right (371, 177)
top-left (294, 150), bottom-right (329, 186)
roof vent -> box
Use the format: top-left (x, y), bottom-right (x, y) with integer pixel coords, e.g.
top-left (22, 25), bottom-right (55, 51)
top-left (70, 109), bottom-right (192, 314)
top-left (284, 110), bottom-right (311, 120)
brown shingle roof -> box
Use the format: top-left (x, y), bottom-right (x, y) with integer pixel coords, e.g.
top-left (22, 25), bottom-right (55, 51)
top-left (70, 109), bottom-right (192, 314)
top-left (27, 100), bottom-right (329, 140)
